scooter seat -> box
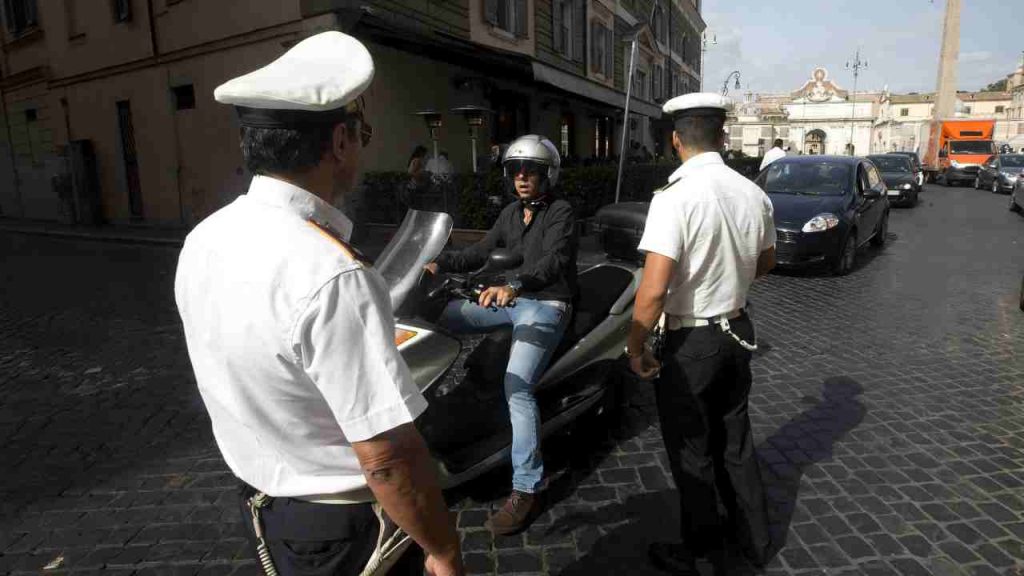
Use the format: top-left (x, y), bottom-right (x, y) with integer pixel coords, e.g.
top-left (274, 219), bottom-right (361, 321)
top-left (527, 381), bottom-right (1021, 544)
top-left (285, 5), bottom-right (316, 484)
top-left (463, 264), bottom-right (635, 381)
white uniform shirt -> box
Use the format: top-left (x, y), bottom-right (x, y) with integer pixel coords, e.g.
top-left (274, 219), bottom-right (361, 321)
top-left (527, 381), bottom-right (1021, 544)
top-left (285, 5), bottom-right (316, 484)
top-left (638, 152), bottom-right (776, 319)
top-left (175, 176), bottom-right (427, 498)
top-left (760, 147), bottom-right (787, 171)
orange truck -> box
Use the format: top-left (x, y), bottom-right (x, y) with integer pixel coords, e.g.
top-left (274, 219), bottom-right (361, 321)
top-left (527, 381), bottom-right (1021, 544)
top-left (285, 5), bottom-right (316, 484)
top-left (922, 119), bottom-right (997, 186)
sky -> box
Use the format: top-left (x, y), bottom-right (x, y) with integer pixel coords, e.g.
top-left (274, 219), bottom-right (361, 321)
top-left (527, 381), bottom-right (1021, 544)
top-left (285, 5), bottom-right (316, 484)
top-left (701, 0), bottom-right (1024, 97)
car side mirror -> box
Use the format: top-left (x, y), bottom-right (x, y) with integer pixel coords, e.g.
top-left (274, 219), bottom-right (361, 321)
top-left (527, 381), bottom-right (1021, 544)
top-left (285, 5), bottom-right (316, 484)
top-left (862, 188), bottom-right (882, 199)
top-left (486, 249), bottom-right (523, 272)
top-left (939, 149), bottom-right (948, 158)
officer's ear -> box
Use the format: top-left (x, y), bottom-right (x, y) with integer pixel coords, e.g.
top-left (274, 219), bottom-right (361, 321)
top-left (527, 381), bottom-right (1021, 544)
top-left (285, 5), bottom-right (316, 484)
top-left (330, 119), bottom-right (360, 162)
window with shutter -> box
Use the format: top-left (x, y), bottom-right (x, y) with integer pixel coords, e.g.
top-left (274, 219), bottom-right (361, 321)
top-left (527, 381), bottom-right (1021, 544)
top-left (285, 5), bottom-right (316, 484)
top-left (603, 23), bottom-right (612, 78)
top-left (572, 0), bottom-right (584, 63)
top-left (590, 21), bottom-right (599, 72)
top-left (552, 0), bottom-right (563, 54)
top-left (3, 0), bottom-right (38, 34)
top-left (484, 0), bottom-right (499, 26)
top-left (113, 0), bottom-right (132, 22)
top-left (513, 0), bottom-right (527, 37)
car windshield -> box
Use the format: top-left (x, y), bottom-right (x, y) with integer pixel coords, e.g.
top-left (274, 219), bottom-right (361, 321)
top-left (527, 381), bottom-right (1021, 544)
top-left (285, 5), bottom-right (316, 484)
top-left (1000, 155), bottom-right (1024, 168)
top-left (758, 162), bottom-right (851, 196)
top-left (870, 157), bottom-right (911, 173)
top-left (950, 141), bottom-right (995, 155)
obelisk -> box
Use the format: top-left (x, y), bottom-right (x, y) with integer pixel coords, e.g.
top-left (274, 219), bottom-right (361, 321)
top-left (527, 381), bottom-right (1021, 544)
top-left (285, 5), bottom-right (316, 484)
top-left (932, 0), bottom-right (960, 121)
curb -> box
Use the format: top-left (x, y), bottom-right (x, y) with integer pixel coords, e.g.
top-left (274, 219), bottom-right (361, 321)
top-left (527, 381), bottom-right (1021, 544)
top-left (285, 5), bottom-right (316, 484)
top-left (0, 225), bottom-right (185, 247)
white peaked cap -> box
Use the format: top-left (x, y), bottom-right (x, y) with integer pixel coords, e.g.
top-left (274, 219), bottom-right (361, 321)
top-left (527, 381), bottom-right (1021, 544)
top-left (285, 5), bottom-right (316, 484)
top-left (214, 31), bottom-right (374, 127)
top-left (662, 92), bottom-right (733, 118)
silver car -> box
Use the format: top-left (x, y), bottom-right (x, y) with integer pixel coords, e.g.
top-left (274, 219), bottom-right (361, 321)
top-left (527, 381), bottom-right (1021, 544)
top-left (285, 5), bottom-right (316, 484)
top-left (1010, 169), bottom-right (1024, 214)
top-left (977, 154), bottom-right (1024, 194)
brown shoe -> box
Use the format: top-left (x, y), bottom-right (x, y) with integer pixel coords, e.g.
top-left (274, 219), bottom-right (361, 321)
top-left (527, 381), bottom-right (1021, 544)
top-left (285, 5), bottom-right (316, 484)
top-left (484, 490), bottom-right (540, 535)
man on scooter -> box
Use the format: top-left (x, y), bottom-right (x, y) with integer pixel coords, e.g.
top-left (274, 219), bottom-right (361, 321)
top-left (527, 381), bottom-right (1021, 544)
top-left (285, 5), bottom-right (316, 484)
top-left (425, 135), bottom-right (578, 534)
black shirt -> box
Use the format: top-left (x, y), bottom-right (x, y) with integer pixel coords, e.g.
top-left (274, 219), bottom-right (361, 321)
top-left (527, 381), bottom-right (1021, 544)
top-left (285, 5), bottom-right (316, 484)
top-left (436, 198), bottom-right (578, 303)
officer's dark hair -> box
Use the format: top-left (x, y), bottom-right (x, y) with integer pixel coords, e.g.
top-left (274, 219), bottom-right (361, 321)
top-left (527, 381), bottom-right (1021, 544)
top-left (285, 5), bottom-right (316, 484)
top-left (673, 114), bottom-right (726, 152)
top-left (241, 116), bottom-right (360, 176)
top-left (773, 138), bottom-right (784, 148)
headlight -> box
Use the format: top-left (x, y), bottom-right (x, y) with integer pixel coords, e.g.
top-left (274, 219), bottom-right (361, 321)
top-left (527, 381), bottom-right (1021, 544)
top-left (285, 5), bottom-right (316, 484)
top-left (802, 213), bottom-right (840, 233)
top-left (950, 160), bottom-right (962, 168)
top-left (902, 183), bottom-right (912, 190)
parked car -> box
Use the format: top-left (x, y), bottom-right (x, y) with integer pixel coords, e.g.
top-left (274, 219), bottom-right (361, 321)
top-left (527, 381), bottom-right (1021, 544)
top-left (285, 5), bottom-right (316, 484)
top-left (889, 151), bottom-right (925, 187)
top-left (975, 154), bottom-right (1024, 194)
top-left (1010, 170), bottom-right (1024, 215)
top-left (867, 154), bottom-right (920, 206)
top-left (754, 156), bottom-right (890, 276)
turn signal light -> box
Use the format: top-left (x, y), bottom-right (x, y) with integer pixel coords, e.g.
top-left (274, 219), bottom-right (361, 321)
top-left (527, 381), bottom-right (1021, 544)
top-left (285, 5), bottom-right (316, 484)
top-left (394, 329), bottom-right (418, 347)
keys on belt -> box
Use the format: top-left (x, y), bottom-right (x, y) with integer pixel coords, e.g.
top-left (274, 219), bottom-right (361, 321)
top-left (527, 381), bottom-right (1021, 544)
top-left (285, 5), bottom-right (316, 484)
top-left (665, 309), bottom-right (742, 330)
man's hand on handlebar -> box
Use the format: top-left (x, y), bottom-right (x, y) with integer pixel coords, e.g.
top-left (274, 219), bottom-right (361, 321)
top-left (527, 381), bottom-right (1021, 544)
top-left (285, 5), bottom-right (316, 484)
top-left (479, 286), bottom-right (517, 309)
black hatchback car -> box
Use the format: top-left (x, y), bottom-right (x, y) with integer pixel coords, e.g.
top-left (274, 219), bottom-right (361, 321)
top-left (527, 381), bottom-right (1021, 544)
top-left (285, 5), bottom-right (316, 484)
top-left (889, 151), bottom-right (925, 187)
top-left (755, 156), bottom-right (890, 276)
top-left (867, 154), bottom-right (920, 206)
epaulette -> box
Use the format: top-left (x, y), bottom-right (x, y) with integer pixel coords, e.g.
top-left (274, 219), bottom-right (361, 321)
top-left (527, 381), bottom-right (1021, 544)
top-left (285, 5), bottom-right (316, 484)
top-left (652, 176), bottom-right (683, 195)
top-left (307, 220), bottom-right (371, 266)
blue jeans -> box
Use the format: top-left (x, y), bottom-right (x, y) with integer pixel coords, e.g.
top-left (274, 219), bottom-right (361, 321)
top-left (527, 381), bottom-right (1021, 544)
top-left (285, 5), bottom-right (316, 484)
top-left (439, 297), bottom-right (571, 493)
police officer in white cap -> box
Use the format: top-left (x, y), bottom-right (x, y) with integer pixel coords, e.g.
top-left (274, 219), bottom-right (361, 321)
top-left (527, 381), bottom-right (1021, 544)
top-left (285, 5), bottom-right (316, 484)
top-left (626, 92), bottom-right (776, 574)
top-left (174, 31), bottom-right (463, 576)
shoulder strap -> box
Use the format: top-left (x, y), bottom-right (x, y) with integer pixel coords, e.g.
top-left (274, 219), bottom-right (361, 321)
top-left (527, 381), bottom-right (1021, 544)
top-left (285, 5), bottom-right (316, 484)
top-left (307, 221), bottom-right (371, 266)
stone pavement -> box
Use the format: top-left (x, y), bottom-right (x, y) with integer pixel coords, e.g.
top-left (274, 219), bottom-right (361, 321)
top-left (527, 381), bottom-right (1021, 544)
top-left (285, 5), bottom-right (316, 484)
top-left (0, 184), bottom-right (1023, 575)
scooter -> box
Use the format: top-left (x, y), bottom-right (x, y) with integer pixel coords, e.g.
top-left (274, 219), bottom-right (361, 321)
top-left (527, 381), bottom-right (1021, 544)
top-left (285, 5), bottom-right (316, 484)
top-left (373, 204), bottom-right (649, 489)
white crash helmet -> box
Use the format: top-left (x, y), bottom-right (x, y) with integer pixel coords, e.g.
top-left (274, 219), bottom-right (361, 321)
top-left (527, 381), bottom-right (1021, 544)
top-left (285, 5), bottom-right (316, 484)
top-left (502, 135), bottom-right (561, 187)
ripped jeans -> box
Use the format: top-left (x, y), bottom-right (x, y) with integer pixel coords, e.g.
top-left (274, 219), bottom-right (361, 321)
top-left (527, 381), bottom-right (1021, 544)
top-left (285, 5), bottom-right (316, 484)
top-left (438, 297), bottom-right (571, 493)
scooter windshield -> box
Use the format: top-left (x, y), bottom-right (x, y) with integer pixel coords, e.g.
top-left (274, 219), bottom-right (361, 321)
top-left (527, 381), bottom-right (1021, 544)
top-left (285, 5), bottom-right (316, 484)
top-left (374, 209), bottom-right (453, 313)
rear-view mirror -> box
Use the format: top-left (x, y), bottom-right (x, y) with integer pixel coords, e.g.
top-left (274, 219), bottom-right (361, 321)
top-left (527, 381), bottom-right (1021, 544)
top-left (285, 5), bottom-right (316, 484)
top-left (487, 249), bottom-right (523, 271)
top-left (862, 189), bottom-right (882, 199)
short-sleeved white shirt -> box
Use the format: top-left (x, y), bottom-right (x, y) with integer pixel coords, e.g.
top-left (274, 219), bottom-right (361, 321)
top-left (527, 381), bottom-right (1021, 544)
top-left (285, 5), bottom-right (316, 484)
top-left (638, 152), bottom-right (776, 319)
top-left (175, 176), bottom-right (427, 498)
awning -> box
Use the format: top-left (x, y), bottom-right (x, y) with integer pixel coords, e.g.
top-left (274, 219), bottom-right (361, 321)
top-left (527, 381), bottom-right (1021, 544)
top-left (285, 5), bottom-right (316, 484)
top-left (531, 62), bottom-right (663, 119)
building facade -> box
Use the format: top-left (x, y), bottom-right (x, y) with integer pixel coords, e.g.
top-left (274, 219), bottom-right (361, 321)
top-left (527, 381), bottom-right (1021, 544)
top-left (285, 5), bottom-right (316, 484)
top-left (726, 66), bottom-right (1020, 160)
top-left (0, 0), bottom-right (705, 226)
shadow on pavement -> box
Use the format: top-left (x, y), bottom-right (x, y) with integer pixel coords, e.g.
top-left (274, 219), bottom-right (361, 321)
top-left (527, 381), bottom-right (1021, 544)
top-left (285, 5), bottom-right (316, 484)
top-left (760, 376), bottom-right (866, 559)
top-left (552, 376), bottom-right (865, 575)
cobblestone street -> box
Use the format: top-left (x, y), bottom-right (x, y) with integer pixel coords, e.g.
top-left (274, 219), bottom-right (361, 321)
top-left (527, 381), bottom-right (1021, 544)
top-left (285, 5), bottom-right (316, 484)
top-left (1, 183), bottom-right (1023, 575)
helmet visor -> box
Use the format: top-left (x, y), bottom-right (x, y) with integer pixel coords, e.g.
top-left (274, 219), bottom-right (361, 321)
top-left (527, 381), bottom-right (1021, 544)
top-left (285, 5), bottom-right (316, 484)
top-left (506, 159), bottom-right (547, 178)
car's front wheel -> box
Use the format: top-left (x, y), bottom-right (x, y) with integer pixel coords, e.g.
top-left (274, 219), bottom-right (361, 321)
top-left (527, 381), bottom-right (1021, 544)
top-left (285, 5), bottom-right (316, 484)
top-left (871, 213), bottom-right (888, 248)
top-left (832, 232), bottom-right (857, 276)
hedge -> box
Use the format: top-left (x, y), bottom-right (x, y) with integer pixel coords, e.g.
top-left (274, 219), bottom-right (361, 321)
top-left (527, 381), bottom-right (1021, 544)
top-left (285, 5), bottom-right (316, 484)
top-left (351, 156), bottom-right (764, 230)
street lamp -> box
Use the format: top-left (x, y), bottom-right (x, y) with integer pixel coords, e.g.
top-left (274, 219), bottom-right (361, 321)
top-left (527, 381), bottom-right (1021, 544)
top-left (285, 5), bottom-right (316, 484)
top-left (614, 21), bottom-right (648, 204)
top-left (700, 32), bottom-right (717, 92)
top-left (414, 110), bottom-right (443, 161)
top-left (721, 70), bottom-right (741, 96)
top-left (452, 105), bottom-right (492, 173)
top-left (845, 49), bottom-right (868, 155)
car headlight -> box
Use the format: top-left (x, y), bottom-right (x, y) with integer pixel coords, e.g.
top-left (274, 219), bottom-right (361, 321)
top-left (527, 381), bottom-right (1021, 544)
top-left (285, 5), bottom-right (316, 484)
top-left (1004, 173), bottom-right (1018, 182)
top-left (902, 183), bottom-right (912, 190)
top-left (802, 213), bottom-right (840, 233)
top-left (950, 160), bottom-right (962, 168)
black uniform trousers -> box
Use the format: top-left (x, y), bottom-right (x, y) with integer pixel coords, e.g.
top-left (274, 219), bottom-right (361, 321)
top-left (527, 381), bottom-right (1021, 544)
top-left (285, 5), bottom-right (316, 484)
top-left (237, 482), bottom-right (423, 576)
top-left (654, 313), bottom-right (772, 564)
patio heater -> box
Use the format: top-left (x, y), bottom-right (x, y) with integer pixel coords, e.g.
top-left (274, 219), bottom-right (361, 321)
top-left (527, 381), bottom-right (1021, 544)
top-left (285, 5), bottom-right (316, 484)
top-left (452, 105), bottom-right (492, 173)
top-left (414, 110), bottom-right (444, 160)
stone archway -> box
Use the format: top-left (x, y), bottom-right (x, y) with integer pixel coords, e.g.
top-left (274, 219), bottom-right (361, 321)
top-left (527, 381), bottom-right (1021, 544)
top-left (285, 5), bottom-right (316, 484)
top-left (805, 129), bottom-right (826, 155)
